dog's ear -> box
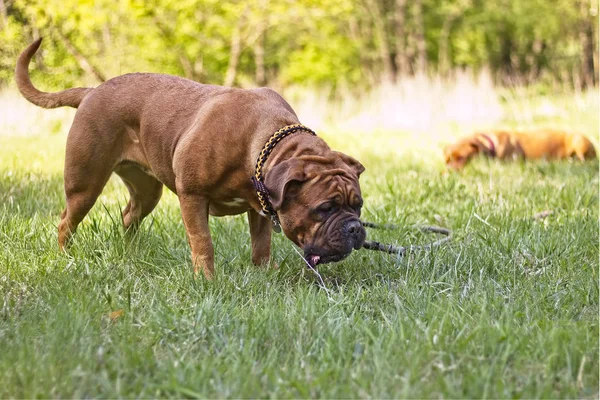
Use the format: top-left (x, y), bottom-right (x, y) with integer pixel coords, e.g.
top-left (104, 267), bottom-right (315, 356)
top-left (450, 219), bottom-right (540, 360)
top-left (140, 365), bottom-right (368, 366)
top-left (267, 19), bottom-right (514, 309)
top-left (468, 138), bottom-right (485, 153)
top-left (264, 159), bottom-right (307, 210)
top-left (333, 151), bottom-right (365, 177)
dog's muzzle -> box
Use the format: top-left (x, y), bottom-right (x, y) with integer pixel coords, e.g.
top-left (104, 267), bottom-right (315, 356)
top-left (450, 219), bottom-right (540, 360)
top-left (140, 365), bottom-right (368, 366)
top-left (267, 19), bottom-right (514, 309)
top-left (304, 217), bottom-right (366, 268)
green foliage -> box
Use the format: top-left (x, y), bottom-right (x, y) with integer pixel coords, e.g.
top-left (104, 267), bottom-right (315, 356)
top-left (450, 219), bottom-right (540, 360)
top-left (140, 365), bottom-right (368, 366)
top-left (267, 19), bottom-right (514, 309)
top-left (0, 0), bottom-right (596, 89)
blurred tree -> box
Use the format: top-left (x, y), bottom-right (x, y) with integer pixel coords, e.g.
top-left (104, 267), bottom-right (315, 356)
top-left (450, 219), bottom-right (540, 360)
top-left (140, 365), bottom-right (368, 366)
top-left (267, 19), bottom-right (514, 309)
top-left (578, 0), bottom-right (597, 87)
top-left (0, 0), bottom-right (8, 28)
top-left (364, 0), bottom-right (395, 83)
top-left (411, 0), bottom-right (428, 74)
top-left (252, 0), bottom-right (268, 86)
top-left (393, 0), bottom-right (408, 77)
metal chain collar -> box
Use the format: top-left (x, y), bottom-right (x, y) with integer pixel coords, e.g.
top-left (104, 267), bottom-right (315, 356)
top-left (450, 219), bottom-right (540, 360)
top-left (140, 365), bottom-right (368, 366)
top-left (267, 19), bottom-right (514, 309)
top-left (252, 124), bottom-right (316, 232)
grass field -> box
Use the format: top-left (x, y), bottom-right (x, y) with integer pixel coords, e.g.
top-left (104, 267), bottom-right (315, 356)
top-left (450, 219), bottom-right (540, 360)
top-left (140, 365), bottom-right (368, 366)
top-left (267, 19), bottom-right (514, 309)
top-left (0, 86), bottom-right (598, 398)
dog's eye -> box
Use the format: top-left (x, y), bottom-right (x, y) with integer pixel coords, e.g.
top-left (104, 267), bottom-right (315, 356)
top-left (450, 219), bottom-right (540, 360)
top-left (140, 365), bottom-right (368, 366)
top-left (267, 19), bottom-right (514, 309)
top-left (350, 196), bottom-right (363, 210)
top-left (317, 202), bottom-right (336, 213)
top-left (353, 202), bottom-right (362, 216)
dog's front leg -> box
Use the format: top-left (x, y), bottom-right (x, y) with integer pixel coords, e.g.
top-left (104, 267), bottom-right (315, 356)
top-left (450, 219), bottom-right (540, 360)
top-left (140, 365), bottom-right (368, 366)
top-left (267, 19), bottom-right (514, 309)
top-left (179, 194), bottom-right (214, 279)
top-left (247, 210), bottom-right (272, 266)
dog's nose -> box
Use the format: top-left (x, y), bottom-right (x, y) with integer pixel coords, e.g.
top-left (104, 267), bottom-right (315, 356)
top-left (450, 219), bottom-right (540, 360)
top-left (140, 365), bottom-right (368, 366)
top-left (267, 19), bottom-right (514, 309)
top-left (346, 220), bottom-right (363, 235)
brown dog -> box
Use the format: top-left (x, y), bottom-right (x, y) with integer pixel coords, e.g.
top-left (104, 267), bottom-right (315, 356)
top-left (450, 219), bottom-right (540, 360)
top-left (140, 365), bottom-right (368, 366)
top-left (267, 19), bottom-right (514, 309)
top-left (16, 39), bottom-right (366, 279)
top-left (444, 129), bottom-right (597, 169)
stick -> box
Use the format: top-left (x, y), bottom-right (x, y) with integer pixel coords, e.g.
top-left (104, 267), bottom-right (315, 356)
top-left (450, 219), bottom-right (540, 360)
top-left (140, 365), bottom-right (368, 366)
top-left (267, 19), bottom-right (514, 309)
top-left (361, 223), bottom-right (452, 256)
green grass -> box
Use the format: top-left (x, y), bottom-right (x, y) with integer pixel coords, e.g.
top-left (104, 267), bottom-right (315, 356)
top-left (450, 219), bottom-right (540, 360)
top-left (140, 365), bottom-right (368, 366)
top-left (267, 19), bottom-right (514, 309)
top-left (0, 127), bottom-right (598, 398)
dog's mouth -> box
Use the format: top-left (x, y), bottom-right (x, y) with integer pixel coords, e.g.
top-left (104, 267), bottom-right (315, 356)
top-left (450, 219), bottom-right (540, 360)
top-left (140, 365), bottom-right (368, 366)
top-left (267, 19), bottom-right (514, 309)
top-left (304, 251), bottom-right (350, 268)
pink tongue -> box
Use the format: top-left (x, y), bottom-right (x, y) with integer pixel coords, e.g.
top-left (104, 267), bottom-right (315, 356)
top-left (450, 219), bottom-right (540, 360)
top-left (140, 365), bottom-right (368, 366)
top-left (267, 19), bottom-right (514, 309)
top-left (310, 255), bottom-right (321, 266)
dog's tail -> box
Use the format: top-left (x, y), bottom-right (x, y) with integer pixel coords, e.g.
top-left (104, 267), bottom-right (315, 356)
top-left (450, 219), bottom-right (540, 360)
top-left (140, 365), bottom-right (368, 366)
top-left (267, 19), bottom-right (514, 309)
top-left (15, 38), bottom-right (93, 109)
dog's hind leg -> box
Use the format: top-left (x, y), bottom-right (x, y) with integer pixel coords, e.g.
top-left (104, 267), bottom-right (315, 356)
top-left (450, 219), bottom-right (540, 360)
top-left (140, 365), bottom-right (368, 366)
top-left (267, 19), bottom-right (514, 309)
top-left (58, 121), bottom-right (121, 251)
top-left (115, 163), bottom-right (163, 232)
top-left (583, 140), bottom-right (597, 160)
top-left (58, 159), bottom-right (114, 251)
top-left (570, 134), bottom-right (597, 161)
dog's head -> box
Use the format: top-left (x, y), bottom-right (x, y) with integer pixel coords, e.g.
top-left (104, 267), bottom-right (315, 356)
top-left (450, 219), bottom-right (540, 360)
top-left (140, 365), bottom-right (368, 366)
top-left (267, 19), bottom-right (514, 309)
top-left (444, 134), bottom-right (494, 170)
top-left (265, 151), bottom-right (366, 268)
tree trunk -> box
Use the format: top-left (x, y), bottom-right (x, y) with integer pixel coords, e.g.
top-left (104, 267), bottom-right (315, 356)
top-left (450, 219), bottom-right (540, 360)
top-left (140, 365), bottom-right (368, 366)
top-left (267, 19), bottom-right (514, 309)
top-left (393, 0), bottom-right (408, 77)
top-left (412, 0), bottom-right (427, 74)
top-left (179, 55), bottom-right (195, 80)
top-left (254, 35), bottom-right (265, 86)
top-left (579, 0), bottom-right (597, 88)
top-left (349, 15), bottom-right (374, 84)
top-left (251, 0), bottom-right (268, 86)
top-left (194, 56), bottom-right (204, 82)
top-left (498, 25), bottom-right (514, 83)
top-left (0, 0), bottom-right (8, 30)
top-left (366, 0), bottom-right (395, 83)
top-left (224, 9), bottom-right (248, 87)
top-left (526, 39), bottom-right (546, 82)
top-left (438, 17), bottom-right (454, 77)
top-left (101, 23), bottom-right (112, 54)
top-left (438, 1), bottom-right (471, 77)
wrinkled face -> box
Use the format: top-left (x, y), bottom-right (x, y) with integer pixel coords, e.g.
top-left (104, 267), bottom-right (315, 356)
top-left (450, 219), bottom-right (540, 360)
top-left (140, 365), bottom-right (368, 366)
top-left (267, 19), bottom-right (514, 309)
top-left (444, 139), bottom-right (480, 170)
top-left (265, 152), bottom-right (366, 268)
top-left (281, 174), bottom-right (365, 267)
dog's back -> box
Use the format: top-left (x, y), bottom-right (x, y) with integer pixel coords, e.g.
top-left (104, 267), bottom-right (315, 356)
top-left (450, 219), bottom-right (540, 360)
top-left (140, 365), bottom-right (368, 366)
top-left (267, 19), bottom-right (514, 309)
top-left (515, 129), bottom-right (596, 160)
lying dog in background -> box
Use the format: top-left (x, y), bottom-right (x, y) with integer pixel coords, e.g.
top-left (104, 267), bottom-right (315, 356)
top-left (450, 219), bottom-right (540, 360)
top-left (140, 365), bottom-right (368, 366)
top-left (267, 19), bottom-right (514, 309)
top-left (16, 39), bottom-right (366, 279)
top-left (444, 129), bottom-right (597, 169)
